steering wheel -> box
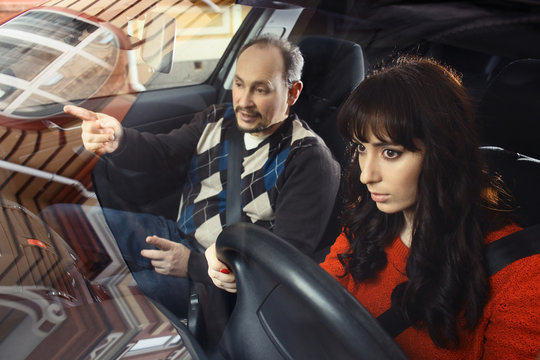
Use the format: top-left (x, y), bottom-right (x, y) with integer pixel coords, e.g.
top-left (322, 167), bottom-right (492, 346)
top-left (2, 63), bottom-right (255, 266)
top-left (215, 223), bottom-right (408, 360)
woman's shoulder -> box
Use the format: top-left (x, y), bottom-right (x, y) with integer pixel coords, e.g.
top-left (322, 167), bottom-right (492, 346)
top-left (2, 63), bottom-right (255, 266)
top-left (484, 222), bottom-right (523, 245)
top-left (483, 250), bottom-right (540, 359)
top-left (487, 222), bottom-right (539, 290)
top-left (483, 223), bottom-right (540, 357)
top-left (485, 221), bottom-right (539, 292)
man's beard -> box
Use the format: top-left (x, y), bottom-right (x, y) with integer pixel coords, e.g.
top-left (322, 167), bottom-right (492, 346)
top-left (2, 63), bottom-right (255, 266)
top-left (234, 107), bottom-right (268, 134)
top-left (238, 123), bottom-right (271, 134)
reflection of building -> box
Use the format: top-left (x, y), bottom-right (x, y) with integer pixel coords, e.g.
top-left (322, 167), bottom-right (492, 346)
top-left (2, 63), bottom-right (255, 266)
top-left (0, 0), bottom-right (41, 22)
top-left (0, 199), bottom-right (189, 359)
top-left (0, 3), bottom-right (252, 356)
top-left (0, 10), bottom-right (122, 118)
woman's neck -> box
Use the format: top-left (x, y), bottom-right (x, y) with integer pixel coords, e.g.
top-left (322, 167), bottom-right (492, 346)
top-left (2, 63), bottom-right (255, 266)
top-left (400, 209), bottom-right (414, 248)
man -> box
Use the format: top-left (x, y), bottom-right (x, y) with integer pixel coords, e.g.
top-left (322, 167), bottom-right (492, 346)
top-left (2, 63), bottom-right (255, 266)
top-left (64, 35), bottom-right (340, 318)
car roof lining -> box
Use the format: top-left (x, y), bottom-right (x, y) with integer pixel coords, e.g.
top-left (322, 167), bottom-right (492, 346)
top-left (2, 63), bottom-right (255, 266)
top-left (308, 1), bottom-right (540, 60)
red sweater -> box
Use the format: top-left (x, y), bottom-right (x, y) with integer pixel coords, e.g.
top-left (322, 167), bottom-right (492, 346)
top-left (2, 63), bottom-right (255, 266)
top-left (321, 223), bottom-right (540, 359)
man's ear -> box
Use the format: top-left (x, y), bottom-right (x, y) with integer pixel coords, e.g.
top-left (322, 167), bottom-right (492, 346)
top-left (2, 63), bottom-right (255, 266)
top-left (287, 81), bottom-right (303, 106)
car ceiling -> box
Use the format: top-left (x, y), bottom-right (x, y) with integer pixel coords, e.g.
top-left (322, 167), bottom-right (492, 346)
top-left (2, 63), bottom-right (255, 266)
top-left (317, 0), bottom-right (540, 58)
top-left (239, 0), bottom-right (540, 59)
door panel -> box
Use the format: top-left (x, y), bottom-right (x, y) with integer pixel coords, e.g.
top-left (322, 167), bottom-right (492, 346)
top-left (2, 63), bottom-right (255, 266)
top-left (121, 84), bottom-right (217, 134)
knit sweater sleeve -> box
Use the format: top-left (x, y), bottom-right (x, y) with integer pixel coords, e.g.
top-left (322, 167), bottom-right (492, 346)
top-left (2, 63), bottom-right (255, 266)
top-left (104, 105), bottom-right (212, 172)
top-left (482, 249), bottom-right (540, 359)
top-left (320, 232), bottom-right (352, 287)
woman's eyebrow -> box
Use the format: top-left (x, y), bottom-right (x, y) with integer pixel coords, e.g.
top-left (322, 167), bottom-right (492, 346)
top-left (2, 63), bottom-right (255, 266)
top-left (371, 141), bottom-right (395, 148)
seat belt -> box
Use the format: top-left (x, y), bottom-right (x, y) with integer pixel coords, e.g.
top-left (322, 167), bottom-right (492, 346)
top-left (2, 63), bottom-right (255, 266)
top-left (377, 223), bottom-right (540, 338)
top-left (484, 224), bottom-right (540, 275)
top-left (226, 125), bottom-right (243, 225)
top-left (187, 123), bottom-right (243, 339)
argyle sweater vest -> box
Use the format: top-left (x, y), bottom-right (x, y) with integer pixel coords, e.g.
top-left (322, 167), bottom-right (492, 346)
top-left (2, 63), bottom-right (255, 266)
top-left (176, 104), bottom-right (320, 248)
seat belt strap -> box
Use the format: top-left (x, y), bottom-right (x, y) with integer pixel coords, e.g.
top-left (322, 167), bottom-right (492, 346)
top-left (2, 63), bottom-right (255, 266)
top-left (377, 223), bottom-right (540, 338)
top-left (484, 223), bottom-right (540, 274)
top-left (226, 125), bottom-right (243, 226)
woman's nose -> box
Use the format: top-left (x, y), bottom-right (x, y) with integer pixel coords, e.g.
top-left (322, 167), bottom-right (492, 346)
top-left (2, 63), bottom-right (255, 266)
top-left (359, 155), bottom-right (381, 184)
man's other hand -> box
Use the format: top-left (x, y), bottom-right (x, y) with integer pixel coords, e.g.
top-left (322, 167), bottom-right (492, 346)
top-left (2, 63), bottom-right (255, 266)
top-left (141, 235), bottom-right (191, 277)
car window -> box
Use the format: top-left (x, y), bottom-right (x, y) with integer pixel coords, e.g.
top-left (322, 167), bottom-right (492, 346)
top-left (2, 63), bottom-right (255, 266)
top-left (144, 3), bottom-right (251, 90)
top-left (0, 1), bottom-right (250, 119)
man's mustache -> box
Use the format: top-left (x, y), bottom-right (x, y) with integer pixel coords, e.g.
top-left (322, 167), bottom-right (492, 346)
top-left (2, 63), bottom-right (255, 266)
top-left (234, 106), bottom-right (261, 118)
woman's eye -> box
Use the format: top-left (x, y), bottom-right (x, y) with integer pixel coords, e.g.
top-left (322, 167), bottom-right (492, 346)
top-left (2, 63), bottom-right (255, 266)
top-left (355, 143), bottom-right (366, 153)
top-left (383, 149), bottom-right (401, 159)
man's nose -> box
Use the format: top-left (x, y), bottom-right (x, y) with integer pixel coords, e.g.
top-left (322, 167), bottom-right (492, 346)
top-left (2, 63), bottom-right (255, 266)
top-left (359, 155), bottom-right (381, 184)
top-left (237, 89), bottom-right (254, 107)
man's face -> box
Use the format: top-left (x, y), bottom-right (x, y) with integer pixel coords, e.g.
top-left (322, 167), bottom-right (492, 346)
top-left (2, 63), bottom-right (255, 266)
top-left (232, 44), bottom-right (299, 136)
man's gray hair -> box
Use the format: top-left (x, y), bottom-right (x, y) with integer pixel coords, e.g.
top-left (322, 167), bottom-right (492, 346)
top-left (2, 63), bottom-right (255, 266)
top-left (239, 34), bottom-right (304, 85)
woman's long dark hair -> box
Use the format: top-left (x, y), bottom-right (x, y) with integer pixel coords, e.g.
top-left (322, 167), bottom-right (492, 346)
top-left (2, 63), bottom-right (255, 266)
top-left (337, 56), bottom-right (509, 348)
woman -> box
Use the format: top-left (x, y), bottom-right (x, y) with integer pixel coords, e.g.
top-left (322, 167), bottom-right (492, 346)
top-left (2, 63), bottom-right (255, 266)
top-left (206, 56), bottom-right (539, 358)
top-left (320, 56), bottom-right (539, 359)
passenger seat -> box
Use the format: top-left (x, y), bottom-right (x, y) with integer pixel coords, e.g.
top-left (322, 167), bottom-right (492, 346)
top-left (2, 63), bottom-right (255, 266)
top-left (293, 36), bottom-right (365, 260)
top-left (476, 58), bottom-right (540, 160)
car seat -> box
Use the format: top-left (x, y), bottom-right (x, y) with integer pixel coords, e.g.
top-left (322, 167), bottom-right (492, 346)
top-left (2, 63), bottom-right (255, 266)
top-left (480, 146), bottom-right (540, 227)
top-left (476, 58), bottom-right (540, 160)
top-left (293, 35), bottom-right (365, 167)
top-left (214, 222), bottom-right (408, 360)
top-left (293, 36), bottom-right (365, 260)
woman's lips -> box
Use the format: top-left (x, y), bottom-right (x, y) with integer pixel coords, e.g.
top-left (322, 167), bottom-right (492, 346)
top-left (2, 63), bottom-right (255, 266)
top-left (370, 192), bottom-right (389, 202)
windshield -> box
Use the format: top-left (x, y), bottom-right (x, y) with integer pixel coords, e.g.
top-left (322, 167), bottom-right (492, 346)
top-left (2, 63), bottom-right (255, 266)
top-left (0, 10), bottom-right (119, 118)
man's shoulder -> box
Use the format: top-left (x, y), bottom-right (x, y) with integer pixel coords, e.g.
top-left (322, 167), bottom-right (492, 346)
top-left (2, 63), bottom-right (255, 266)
top-left (278, 116), bottom-right (339, 172)
top-left (201, 103), bottom-right (235, 123)
top-left (188, 104), bottom-right (235, 137)
top-left (283, 114), bottom-right (317, 143)
top-left (288, 115), bottom-right (334, 155)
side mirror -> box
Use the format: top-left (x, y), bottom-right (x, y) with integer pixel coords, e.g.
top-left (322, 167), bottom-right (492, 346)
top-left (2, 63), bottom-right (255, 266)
top-left (142, 13), bottom-right (176, 73)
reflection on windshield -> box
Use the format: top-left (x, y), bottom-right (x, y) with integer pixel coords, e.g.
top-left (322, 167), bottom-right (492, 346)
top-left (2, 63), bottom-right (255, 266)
top-left (2, 10), bottom-right (98, 46)
top-left (0, 201), bottom-right (189, 359)
top-left (0, 9), bottom-right (119, 118)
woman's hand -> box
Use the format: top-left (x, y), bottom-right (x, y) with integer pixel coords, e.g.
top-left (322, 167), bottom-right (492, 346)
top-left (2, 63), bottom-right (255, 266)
top-left (205, 243), bottom-right (237, 293)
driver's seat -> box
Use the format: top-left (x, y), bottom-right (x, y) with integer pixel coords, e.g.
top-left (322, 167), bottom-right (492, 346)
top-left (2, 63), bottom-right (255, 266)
top-left (214, 223), bottom-right (408, 360)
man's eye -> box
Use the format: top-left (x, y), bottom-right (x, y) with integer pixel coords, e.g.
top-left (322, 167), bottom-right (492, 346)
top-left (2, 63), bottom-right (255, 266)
top-left (234, 82), bottom-right (243, 88)
top-left (383, 149), bottom-right (401, 159)
top-left (256, 87), bottom-right (268, 94)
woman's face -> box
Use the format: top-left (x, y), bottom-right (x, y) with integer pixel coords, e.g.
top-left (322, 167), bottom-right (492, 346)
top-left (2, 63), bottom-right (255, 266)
top-left (355, 129), bottom-right (425, 215)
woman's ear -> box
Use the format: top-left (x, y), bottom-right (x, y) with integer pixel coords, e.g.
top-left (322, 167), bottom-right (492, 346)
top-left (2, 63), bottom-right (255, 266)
top-left (287, 81), bottom-right (303, 106)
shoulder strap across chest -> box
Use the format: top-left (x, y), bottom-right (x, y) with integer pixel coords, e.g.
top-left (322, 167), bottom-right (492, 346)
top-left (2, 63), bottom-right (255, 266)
top-left (377, 224), bottom-right (540, 338)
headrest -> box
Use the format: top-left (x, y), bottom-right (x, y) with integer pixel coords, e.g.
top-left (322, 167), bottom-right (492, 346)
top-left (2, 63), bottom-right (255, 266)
top-left (294, 36), bottom-right (364, 125)
top-left (481, 146), bottom-right (540, 227)
top-left (293, 36), bottom-right (364, 165)
top-left (476, 59), bottom-right (540, 159)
